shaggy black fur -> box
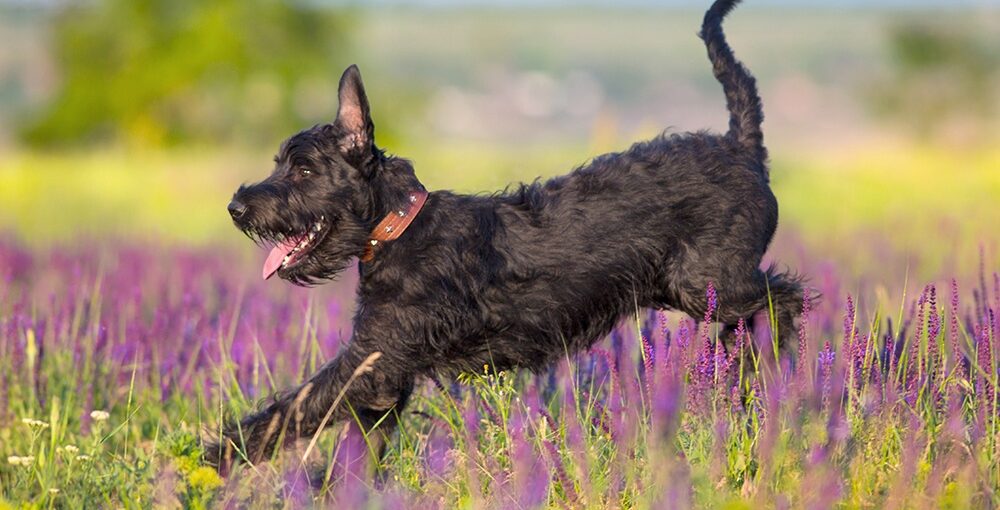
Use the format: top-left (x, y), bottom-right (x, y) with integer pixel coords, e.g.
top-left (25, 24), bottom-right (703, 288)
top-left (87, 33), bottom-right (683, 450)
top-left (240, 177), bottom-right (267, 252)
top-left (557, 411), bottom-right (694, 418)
top-left (210, 0), bottom-right (803, 471)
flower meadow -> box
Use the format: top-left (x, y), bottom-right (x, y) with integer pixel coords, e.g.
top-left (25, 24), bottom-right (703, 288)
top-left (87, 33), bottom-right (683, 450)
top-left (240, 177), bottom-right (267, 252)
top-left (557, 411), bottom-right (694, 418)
top-left (0, 237), bottom-right (999, 509)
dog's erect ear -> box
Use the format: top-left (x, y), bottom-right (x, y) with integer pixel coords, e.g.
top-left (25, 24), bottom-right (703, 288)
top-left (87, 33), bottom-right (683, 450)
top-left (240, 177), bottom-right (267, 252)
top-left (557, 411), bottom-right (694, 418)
top-left (334, 65), bottom-right (374, 154)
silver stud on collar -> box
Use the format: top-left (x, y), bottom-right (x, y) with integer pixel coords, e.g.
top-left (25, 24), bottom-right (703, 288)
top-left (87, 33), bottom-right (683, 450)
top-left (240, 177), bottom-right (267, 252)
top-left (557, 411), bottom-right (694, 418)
top-left (370, 240), bottom-right (378, 246)
top-left (408, 194), bottom-right (417, 203)
top-left (397, 210), bottom-right (406, 217)
top-left (385, 226), bottom-right (394, 233)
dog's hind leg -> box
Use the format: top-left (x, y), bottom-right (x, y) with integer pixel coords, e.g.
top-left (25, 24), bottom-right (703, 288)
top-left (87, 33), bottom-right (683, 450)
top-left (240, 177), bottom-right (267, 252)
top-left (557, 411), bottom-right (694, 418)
top-left (713, 267), bottom-right (804, 353)
top-left (666, 265), bottom-right (803, 353)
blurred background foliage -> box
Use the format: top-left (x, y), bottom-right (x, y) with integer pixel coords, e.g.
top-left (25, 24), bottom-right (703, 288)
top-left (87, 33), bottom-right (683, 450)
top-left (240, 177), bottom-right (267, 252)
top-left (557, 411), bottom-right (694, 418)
top-left (0, 0), bottom-right (997, 278)
top-left (869, 19), bottom-right (999, 140)
top-left (19, 0), bottom-right (353, 147)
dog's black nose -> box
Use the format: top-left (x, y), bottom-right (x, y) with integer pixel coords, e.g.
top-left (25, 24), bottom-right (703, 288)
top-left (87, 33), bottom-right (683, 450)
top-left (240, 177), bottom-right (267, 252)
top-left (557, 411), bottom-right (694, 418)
top-left (228, 199), bottom-right (247, 220)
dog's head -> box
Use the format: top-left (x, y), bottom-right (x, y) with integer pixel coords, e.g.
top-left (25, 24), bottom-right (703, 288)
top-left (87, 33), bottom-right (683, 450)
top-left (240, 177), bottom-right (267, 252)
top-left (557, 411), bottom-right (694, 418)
top-left (228, 65), bottom-right (421, 285)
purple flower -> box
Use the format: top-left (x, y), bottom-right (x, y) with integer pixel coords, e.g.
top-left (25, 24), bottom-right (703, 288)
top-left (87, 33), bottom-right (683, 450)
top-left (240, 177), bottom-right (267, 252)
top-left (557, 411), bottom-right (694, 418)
top-left (727, 318), bottom-right (747, 376)
top-left (510, 418), bottom-right (547, 508)
top-left (842, 294), bottom-right (856, 356)
top-left (851, 333), bottom-right (867, 390)
top-left (886, 332), bottom-right (897, 386)
top-left (423, 430), bottom-right (453, 478)
top-left (797, 289), bottom-right (812, 379)
top-left (326, 423), bottom-right (371, 505)
top-left (730, 383), bottom-right (743, 414)
top-left (592, 346), bottom-right (613, 377)
top-left (976, 318), bottom-right (995, 409)
top-left (949, 279), bottom-right (963, 375)
top-left (819, 341), bottom-right (835, 410)
top-left (674, 318), bottom-right (695, 373)
top-left (927, 285), bottom-right (941, 377)
top-left (641, 334), bottom-right (655, 402)
top-left (542, 436), bottom-right (577, 505)
top-left (705, 282), bottom-right (718, 324)
top-left (658, 310), bottom-right (672, 350)
top-left (586, 392), bottom-right (613, 439)
top-left (652, 371), bottom-right (683, 439)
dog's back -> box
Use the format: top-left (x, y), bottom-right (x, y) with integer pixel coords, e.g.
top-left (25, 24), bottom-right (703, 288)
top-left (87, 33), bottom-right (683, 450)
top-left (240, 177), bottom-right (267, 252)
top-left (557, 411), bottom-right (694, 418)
top-left (387, 0), bottom-right (793, 373)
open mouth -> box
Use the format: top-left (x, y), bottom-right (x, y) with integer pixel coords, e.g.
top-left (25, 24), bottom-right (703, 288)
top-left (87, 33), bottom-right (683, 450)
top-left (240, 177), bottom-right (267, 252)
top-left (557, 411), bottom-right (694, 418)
top-left (261, 218), bottom-right (327, 280)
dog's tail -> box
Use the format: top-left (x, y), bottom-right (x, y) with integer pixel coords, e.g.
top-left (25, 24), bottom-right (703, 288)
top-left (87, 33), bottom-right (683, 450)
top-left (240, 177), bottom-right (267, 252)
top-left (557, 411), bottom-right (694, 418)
top-left (700, 0), bottom-right (767, 164)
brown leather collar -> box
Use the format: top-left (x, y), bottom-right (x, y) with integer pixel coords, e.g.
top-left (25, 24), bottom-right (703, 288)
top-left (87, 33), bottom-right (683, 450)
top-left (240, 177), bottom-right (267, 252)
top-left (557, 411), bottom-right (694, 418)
top-left (360, 190), bottom-right (428, 263)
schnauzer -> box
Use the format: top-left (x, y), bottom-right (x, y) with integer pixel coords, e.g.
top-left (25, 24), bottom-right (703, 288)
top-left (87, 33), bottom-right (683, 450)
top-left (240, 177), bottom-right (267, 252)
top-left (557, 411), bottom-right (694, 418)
top-left (213, 0), bottom-right (802, 471)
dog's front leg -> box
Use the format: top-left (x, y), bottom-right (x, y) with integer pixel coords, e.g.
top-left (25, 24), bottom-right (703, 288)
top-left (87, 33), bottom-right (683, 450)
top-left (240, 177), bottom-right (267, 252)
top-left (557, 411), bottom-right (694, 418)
top-left (208, 344), bottom-right (411, 472)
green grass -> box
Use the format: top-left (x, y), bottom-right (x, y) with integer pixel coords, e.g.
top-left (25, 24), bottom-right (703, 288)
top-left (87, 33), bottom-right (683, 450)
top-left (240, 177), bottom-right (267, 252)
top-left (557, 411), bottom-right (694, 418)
top-left (1, 265), bottom-right (997, 508)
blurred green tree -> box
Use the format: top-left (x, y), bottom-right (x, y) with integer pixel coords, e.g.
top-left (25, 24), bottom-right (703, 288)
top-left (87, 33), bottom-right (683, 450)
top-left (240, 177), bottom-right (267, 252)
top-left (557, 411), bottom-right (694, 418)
top-left (868, 21), bottom-right (998, 141)
top-left (20, 0), bottom-right (353, 147)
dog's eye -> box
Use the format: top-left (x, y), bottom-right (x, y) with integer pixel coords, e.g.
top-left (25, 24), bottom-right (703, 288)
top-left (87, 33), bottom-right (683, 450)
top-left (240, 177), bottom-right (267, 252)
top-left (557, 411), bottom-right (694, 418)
top-left (300, 168), bottom-right (312, 176)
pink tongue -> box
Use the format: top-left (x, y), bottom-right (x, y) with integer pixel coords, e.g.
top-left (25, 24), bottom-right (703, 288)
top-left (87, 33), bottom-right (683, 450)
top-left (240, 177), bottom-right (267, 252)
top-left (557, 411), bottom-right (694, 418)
top-left (262, 237), bottom-right (303, 280)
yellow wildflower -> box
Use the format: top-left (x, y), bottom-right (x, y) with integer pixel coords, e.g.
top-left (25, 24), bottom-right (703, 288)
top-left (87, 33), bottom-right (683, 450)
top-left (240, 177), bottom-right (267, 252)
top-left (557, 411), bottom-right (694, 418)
top-left (188, 466), bottom-right (223, 492)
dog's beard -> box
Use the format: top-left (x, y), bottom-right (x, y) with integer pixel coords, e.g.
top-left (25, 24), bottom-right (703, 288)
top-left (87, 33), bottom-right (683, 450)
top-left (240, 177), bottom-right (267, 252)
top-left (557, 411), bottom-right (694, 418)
top-left (266, 214), bottom-right (369, 286)
top-left (236, 204), bottom-right (369, 286)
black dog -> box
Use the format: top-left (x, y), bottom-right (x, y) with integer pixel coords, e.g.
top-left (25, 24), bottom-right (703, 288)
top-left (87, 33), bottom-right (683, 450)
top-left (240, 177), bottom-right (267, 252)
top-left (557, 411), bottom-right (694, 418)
top-left (213, 0), bottom-right (802, 470)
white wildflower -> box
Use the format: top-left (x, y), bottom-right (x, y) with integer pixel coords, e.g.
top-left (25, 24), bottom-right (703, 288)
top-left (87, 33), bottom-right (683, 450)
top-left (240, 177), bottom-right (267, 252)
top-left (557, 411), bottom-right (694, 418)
top-left (75, 455), bottom-right (92, 461)
top-left (90, 410), bottom-right (110, 421)
top-left (21, 418), bottom-right (50, 429)
top-left (49, 488), bottom-right (60, 494)
top-left (7, 455), bottom-right (35, 467)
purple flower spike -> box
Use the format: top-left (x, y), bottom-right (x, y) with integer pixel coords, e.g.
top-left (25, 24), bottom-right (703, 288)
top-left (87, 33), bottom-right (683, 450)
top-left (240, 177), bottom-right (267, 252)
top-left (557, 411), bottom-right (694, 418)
top-left (949, 279), bottom-right (963, 374)
top-left (282, 464), bottom-right (316, 509)
top-left (653, 372), bottom-right (683, 439)
top-left (730, 384), bottom-right (743, 414)
top-left (727, 318), bottom-right (746, 375)
top-left (705, 281), bottom-right (718, 323)
top-left (842, 294), bottom-right (856, 355)
top-left (641, 334), bottom-right (655, 403)
top-left (819, 341), bottom-right (835, 410)
top-left (658, 310), bottom-right (672, 347)
top-left (542, 437), bottom-right (578, 506)
top-left (993, 273), bottom-right (1000, 318)
top-left (977, 314), bottom-right (995, 407)
top-left (463, 396), bottom-right (481, 441)
top-left (326, 423), bottom-right (372, 507)
top-left (511, 424), bottom-right (547, 508)
top-left (424, 431), bottom-right (453, 479)
top-left (927, 286), bottom-right (943, 382)
top-left (797, 289), bottom-right (812, 379)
